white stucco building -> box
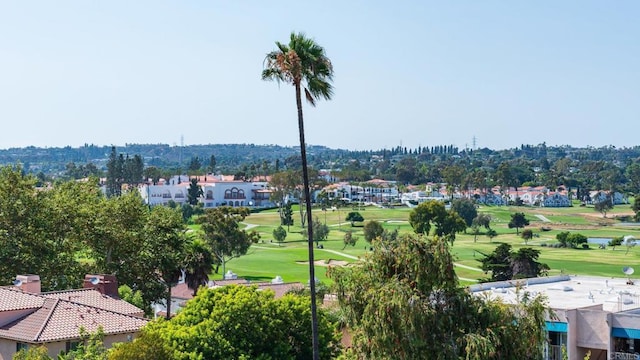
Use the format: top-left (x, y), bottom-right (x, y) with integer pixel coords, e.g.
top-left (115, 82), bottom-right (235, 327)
top-left (139, 174), bottom-right (273, 208)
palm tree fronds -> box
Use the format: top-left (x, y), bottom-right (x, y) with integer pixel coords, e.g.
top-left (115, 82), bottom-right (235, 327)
top-left (305, 88), bottom-right (316, 107)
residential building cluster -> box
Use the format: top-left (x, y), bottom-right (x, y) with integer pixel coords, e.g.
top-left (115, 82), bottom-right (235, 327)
top-left (133, 171), bottom-right (626, 211)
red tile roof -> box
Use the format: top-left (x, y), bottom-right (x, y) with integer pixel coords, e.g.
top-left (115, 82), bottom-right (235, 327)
top-left (0, 288), bottom-right (44, 311)
top-left (0, 287), bottom-right (148, 343)
top-left (256, 282), bottom-right (304, 298)
top-left (0, 297), bottom-right (148, 342)
top-left (43, 288), bottom-right (143, 316)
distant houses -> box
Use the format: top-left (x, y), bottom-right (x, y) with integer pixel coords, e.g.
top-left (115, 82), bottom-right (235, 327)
top-left (588, 190), bottom-right (628, 205)
top-left (320, 179), bottom-right (399, 204)
top-left (123, 171), bottom-right (633, 211)
top-left (542, 192), bottom-right (572, 207)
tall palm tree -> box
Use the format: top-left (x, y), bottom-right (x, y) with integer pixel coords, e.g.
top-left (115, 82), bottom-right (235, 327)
top-left (262, 32), bottom-right (333, 360)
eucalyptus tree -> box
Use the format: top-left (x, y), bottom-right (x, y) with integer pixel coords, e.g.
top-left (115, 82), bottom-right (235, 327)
top-left (330, 234), bottom-right (549, 359)
top-left (625, 162), bottom-right (640, 195)
top-left (363, 220), bottom-right (384, 243)
top-left (263, 32), bottom-right (334, 359)
top-left (441, 164), bottom-right (465, 200)
top-left (197, 206), bottom-right (260, 276)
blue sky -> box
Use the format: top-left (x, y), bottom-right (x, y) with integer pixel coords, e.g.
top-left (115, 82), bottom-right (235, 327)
top-left (0, 1), bottom-right (638, 151)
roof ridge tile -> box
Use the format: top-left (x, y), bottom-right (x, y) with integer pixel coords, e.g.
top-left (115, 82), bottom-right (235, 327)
top-left (34, 298), bottom-right (59, 342)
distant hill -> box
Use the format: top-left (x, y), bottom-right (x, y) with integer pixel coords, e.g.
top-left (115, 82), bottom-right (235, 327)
top-left (1, 143), bottom-right (639, 181)
top-left (0, 143), bottom-right (349, 175)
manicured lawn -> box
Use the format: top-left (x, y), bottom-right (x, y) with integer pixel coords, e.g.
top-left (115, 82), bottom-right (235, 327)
top-left (207, 203), bottom-right (640, 286)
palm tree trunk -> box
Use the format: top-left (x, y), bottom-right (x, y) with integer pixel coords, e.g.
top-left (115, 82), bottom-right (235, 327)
top-left (295, 81), bottom-right (320, 360)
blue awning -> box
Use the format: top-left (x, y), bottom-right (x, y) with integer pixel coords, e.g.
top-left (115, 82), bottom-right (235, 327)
top-left (612, 327), bottom-right (640, 339)
top-left (546, 321), bottom-right (568, 333)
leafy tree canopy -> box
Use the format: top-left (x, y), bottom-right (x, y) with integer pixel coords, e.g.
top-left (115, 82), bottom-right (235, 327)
top-left (303, 216), bottom-right (330, 246)
top-left (451, 198), bottom-right (477, 228)
top-left (479, 243), bottom-right (549, 281)
top-left (145, 285), bottom-right (341, 360)
top-left (330, 234), bottom-right (549, 359)
top-left (197, 206), bottom-right (260, 276)
top-left (363, 220), bottom-right (384, 243)
top-left (345, 211), bottom-right (364, 226)
top-left (409, 200), bottom-right (466, 243)
top-left (272, 225), bottom-right (287, 245)
top-left (508, 212), bottom-right (530, 235)
top-left (343, 230), bottom-right (358, 250)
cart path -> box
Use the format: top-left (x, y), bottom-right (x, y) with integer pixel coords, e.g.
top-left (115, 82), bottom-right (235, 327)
top-left (535, 214), bottom-right (551, 222)
top-left (252, 245), bottom-right (359, 260)
top-left (454, 263), bottom-right (484, 272)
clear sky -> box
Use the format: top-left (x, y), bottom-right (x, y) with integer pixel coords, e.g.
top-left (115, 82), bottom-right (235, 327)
top-left (1, 1), bottom-right (638, 151)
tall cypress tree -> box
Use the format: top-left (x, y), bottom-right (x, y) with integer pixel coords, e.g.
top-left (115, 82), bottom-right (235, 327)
top-left (106, 146), bottom-right (119, 197)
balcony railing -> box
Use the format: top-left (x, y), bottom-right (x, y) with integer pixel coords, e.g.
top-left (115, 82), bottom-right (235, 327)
top-left (546, 345), bottom-right (563, 360)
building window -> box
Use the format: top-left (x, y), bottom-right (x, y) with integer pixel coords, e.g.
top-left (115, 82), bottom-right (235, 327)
top-left (66, 341), bottom-right (80, 352)
top-left (224, 187), bottom-right (246, 199)
top-left (16, 343), bottom-right (29, 352)
top-left (546, 331), bottom-right (567, 360)
top-left (613, 337), bottom-right (640, 356)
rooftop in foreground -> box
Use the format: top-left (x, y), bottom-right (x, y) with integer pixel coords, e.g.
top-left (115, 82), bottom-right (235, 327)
top-left (470, 275), bottom-right (640, 312)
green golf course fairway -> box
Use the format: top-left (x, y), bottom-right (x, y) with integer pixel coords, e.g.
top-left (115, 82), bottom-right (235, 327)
top-left (212, 202), bottom-right (640, 286)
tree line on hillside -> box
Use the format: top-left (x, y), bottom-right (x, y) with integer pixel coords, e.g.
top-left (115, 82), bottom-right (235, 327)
top-left (5, 142), bottom-right (640, 201)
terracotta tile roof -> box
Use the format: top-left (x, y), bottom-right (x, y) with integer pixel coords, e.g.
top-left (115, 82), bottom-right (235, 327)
top-left (365, 179), bottom-right (393, 186)
top-left (212, 279), bottom-right (250, 286)
top-left (43, 289), bottom-right (143, 316)
top-left (171, 279), bottom-right (250, 300)
top-left (171, 280), bottom-right (303, 301)
top-left (0, 297), bottom-right (148, 342)
top-left (0, 287), bottom-right (44, 311)
top-left (256, 282), bottom-right (304, 298)
top-left (171, 283), bottom-right (195, 300)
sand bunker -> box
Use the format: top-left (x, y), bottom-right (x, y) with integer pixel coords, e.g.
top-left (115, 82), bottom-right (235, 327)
top-left (296, 259), bottom-right (349, 267)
